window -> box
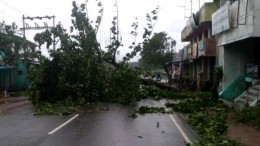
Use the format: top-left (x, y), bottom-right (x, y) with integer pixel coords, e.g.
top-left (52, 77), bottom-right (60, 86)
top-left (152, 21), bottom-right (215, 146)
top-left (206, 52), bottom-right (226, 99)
top-left (230, 0), bottom-right (236, 4)
top-left (18, 71), bottom-right (23, 75)
top-left (220, 0), bottom-right (236, 6)
top-left (204, 31), bottom-right (208, 39)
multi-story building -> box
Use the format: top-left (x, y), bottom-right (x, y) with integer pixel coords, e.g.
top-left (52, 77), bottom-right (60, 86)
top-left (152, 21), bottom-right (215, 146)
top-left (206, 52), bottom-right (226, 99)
top-left (213, 0), bottom-right (260, 106)
top-left (180, 2), bottom-right (219, 90)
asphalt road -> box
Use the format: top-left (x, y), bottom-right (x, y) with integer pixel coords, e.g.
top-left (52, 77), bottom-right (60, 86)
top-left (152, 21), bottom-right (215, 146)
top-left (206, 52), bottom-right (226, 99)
top-left (0, 100), bottom-right (198, 146)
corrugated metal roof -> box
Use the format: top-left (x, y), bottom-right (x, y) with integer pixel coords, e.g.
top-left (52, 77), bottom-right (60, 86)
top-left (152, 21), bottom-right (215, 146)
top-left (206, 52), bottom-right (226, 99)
top-left (0, 67), bottom-right (8, 70)
top-left (0, 64), bottom-right (15, 69)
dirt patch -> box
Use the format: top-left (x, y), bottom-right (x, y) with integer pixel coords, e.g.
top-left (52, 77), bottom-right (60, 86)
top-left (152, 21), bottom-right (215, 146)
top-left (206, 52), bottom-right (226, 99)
top-left (227, 119), bottom-right (260, 146)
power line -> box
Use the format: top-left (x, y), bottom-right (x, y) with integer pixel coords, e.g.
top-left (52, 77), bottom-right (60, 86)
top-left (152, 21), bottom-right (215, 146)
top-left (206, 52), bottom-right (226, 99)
top-left (21, 15), bottom-right (56, 49)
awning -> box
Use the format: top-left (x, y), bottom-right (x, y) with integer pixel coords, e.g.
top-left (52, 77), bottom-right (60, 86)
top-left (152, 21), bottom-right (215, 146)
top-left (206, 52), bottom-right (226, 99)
top-left (0, 64), bottom-right (15, 70)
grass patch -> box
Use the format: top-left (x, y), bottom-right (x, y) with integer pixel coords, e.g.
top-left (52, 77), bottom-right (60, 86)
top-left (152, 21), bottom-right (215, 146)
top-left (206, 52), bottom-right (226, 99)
top-left (234, 105), bottom-right (260, 129)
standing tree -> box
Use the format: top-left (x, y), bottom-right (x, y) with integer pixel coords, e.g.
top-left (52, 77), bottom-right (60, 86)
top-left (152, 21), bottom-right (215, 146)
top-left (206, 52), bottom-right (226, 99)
top-left (0, 21), bottom-right (39, 65)
top-left (139, 32), bottom-right (176, 70)
top-left (0, 21), bottom-right (20, 65)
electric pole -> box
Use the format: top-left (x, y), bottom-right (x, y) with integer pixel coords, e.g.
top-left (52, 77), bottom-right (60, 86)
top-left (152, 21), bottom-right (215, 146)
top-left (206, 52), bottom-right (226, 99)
top-left (114, 0), bottom-right (119, 42)
top-left (198, 0), bottom-right (200, 10)
top-left (21, 15), bottom-right (56, 50)
top-left (190, 0), bottom-right (193, 16)
top-left (177, 0), bottom-right (194, 19)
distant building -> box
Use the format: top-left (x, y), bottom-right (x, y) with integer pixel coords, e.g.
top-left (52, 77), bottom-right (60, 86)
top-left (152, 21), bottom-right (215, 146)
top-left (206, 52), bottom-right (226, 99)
top-left (0, 33), bottom-right (38, 91)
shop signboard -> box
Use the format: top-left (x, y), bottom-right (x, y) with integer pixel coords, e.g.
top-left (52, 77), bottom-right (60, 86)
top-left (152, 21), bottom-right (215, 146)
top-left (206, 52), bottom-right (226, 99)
top-left (192, 43), bottom-right (198, 59)
top-left (238, 0), bottom-right (248, 24)
top-left (198, 40), bottom-right (205, 57)
top-left (183, 45), bottom-right (192, 60)
top-left (185, 13), bottom-right (197, 37)
top-left (245, 64), bottom-right (259, 78)
top-left (182, 47), bottom-right (187, 61)
top-left (205, 38), bottom-right (216, 56)
top-left (230, 1), bottom-right (239, 28)
top-left (188, 45), bottom-right (192, 55)
top-left (212, 2), bottom-right (231, 35)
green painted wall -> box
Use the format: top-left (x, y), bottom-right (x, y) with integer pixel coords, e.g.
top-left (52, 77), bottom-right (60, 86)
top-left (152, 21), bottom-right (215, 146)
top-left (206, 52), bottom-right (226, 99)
top-left (0, 68), bottom-right (15, 90)
top-left (14, 60), bottom-right (28, 89)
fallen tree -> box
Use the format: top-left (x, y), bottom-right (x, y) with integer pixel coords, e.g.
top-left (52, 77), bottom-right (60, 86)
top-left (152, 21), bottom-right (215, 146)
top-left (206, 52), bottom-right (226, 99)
top-left (28, 1), bottom-right (159, 113)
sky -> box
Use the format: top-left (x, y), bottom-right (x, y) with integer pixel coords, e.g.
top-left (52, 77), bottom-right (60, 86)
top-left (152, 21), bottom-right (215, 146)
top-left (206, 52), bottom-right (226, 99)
top-left (0, 0), bottom-right (213, 61)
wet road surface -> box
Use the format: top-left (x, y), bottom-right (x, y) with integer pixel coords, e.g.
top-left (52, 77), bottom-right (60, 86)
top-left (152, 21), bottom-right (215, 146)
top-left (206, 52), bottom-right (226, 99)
top-left (0, 100), bottom-right (197, 146)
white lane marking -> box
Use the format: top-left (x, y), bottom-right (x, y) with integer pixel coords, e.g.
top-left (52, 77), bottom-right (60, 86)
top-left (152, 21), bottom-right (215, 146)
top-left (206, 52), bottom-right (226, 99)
top-left (48, 114), bottom-right (79, 135)
top-left (160, 100), bottom-right (192, 144)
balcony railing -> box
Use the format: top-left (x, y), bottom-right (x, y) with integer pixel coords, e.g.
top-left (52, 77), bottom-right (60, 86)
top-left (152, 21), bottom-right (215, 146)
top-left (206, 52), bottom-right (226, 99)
top-left (192, 43), bottom-right (198, 59)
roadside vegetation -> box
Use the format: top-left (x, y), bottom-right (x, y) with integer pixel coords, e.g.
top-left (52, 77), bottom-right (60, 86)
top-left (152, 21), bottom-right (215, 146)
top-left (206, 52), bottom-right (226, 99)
top-left (167, 97), bottom-right (240, 146)
top-left (135, 84), bottom-right (241, 146)
top-left (234, 105), bottom-right (260, 130)
top-left (136, 81), bottom-right (260, 145)
top-left (139, 83), bottom-right (211, 101)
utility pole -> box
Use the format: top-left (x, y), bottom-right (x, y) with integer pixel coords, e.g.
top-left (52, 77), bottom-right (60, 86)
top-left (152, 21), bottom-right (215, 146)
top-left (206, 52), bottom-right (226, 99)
top-left (190, 0), bottom-right (193, 16)
top-left (21, 15), bottom-right (56, 50)
top-left (198, 0), bottom-right (200, 10)
top-left (114, 0), bottom-right (119, 42)
top-left (177, 0), bottom-right (194, 19)
top-left (52, 16), bottom-right (55, 50)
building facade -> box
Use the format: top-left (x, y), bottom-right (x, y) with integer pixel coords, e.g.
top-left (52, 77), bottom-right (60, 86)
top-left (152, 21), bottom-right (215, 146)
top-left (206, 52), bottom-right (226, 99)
top-left (213, 0), bottom-right (260, 101)
top-left (180, 2), bottom-right (219, 90)
top-left (0, 34), bottom-right (38, 91)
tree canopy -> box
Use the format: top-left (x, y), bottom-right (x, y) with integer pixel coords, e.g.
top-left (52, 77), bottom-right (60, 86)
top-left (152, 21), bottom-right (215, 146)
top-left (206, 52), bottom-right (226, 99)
top-left (0, 21), bottom-right (19, 64)
top-left (138, 32), bottom-right (176, 70)
top-left (0, 21), bottom-right (39, 64)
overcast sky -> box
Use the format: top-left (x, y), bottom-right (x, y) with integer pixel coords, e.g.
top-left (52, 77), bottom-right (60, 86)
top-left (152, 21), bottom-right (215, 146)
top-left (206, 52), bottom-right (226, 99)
top-left (0, 0), bottom-right (213, 61)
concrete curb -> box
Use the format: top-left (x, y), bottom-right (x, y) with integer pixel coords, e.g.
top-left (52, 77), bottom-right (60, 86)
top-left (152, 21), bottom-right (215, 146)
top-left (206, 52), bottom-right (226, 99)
top-left (174, 113), bottom-right (202, 143)
top-left (161, 99), bottom-right (201, 144)
top-left (0, 99), bottom-right (32, 114)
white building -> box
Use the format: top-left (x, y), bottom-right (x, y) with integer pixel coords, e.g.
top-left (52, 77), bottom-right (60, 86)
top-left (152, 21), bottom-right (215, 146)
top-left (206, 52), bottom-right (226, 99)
top-left (213, 0), bottom-right (260, 101)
